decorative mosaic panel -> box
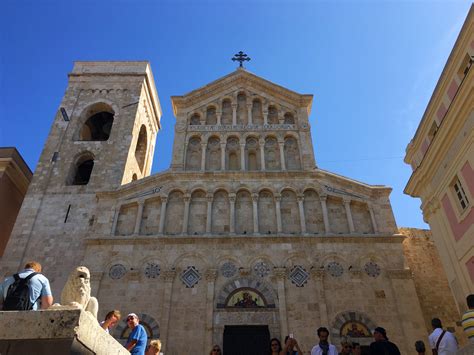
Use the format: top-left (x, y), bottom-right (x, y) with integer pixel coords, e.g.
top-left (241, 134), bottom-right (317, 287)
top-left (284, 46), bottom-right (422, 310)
top-left (180, 266), bottom-right (201, 288)
top-left (144, 262), bottom-right (161, 279)
top-left (253, 261), bottom-right (270, 278)
top-left (109, 264), bottom-right (127, 279)
top-left (364, 261), bottom-right (381, 278)
top-left (221, 262), bottom-right (237, 278)
top-left (327, 261), bottom-right (344, 277)
top-left (289, 265), bottom-right (309, 287)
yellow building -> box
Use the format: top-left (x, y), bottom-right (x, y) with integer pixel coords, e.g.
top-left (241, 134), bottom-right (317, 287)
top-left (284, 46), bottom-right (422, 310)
top-left (404, 5), bottom-right (474, 312)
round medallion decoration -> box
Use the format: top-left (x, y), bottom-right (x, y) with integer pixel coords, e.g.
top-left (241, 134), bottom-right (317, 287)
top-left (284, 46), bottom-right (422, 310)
top-left (221, 262), bottom-right (237, 278)
top-left (144, 262), bottom-right (161, 279)
top-left (109, 264), bottom-right (127, 280)
top-left (364, 261), bottom-right (381, 278)
top-left (327, 261), bottom-right (344, 277)
top-left (253, 261), bottom-right (270, 278)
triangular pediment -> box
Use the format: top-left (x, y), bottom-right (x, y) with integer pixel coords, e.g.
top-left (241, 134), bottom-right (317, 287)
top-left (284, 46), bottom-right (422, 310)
top-left (171, 68), bottom-right (313, 116)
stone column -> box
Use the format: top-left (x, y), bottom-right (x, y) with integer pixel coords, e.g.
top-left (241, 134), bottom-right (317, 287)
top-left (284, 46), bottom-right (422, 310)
top-left (111, 206), bottom-right (119, 236)
top-left (368, 204), bottom-right (378, 233)
top-left (297, 195), bottom-right (306, 233)
top-left (320, 194), bottom-right (330, 233)
top-left (161, 269), bottom-right (176, 353)
top-left (278, 141), bottom-right (286, 171)
top-left (232, 103), bottom-right (237, 125)
top-left (263, 109), bottom-right (268, 125)
top-left (240, 143), bottom-right (246, 171)
top-left (206, 195), bottom-right (213, 233)
top-left (133, 200), bottom-right (145, 235)
top-left (229, 194), bottom-right (236, 234)
top-left (220, 142), bottom-right (226, 171)
top-left (343, 198), bottom-right (355, 233)
top-left (183, 141), bottom-right (188, 169)
top-left (158, 197), bottom-right (168, 234)
top-left (274, 267), bottom-right (288, 339)
top-left (216, 110), bottom-right (222, 125)
top-left (201, 143), bottom-right (207, 171)
top-left (252, 193), bottom-right (259, 234)
top-left (310, 269), bottom-right (328, 326)
top-left (247, 103), bottom-right (253, 125)
top-left (275, 194), bottom-right (282, 233)
top-left (204, 269), bottom-right (218, 354)
top-left (182, 195), bottom-right (191, 234)
top-left (278, 112), bottom-right (284, 125)
top-left (259, 139), bottom-right (266, 171)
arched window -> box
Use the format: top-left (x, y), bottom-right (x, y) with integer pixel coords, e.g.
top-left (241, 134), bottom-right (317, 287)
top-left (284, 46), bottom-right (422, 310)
top-left (206, 106), bottom-right (217, 125)
top-left (190, 113), bottom-right (201, 125)
top-left (237, 93), bottom-right (247, 125)
top-left (221, 99), bottom-right (233, 125)
top-left (135, 125), bottom-right (148, 172)
top-left (68, 153), bottom-right (95, 185)
top-left (252, 99), bottom-right (263, 125)
top-left (268, 106), bottom-right (279, 124)
top-left (80, 111), bottom-right (114, 141)
top-left (284, 113), bottom-right (295, 124)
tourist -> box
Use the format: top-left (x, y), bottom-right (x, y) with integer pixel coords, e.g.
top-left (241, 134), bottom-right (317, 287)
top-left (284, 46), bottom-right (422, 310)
top-left (284, 335), bottom-right (303, 354)
top-left (352, 342), bottom-right (361, 355)
top-left (339, 341), bottom-right (352, 355)
top-left (210, 344), bottom-right (222, 355)
top-left (270, 338), bottom-right (283, 355)
top-left (0, 261), bottom-right (53, 311)
top-left (415, 340), bottom-right (426, 355)
top-left (100, 310), bottom-right (121, 334)
top-left (311, 327), bottom-right (338, 355)
top-left (428, 318), bottom-right (458, 355)
top-left (125, 313), bottom-right (148, 355)
top-left (146, 339), bottom-right (162, 355)
top-left (461, 294), bottom-right (474, 343)
top-left (368, 327), bottom-right (400, 355)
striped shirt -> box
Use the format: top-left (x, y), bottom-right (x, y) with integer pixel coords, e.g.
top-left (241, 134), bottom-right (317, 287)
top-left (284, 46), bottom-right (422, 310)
top-left (461, 309), bottom-right (474, 342)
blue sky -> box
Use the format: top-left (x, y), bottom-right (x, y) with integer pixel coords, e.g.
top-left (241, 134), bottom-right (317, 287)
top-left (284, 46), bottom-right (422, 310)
top-left (0, 0), bottom-right (471, 229)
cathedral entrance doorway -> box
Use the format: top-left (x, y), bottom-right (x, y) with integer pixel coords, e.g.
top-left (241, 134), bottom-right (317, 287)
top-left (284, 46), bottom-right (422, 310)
top-left (223, 325), bottom-right (270, 355)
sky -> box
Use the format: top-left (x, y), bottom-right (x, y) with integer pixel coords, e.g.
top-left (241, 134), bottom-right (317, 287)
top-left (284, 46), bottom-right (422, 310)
top-left (0, 0), bottom-right (471, 229)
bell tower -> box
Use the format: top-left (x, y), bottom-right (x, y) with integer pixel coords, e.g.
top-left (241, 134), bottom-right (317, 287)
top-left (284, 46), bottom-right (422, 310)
top-left (0, 62), bottom-right (161, 286)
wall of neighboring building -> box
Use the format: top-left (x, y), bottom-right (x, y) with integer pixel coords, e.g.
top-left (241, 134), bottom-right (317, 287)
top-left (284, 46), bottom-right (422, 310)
top-left (400, 227), bottom-right (467, 346)
top-left (0, 148), bottom-right (32, 257)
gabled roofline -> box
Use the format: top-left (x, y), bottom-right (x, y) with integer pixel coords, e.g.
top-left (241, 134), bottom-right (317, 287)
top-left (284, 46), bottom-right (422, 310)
top-left (171, 68), bottom-right (313, 117)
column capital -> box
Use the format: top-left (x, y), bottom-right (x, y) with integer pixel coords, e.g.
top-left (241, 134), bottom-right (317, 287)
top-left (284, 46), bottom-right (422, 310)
top-left (183, 195), bottom-right (191, 203)
top-left (319, 194), bottom-right (328, 202)
top-left (310, 268), bottom-right (325, 279)
top-left (229, 193), bottom-right (236, 202)
top-left (259, 138), bottom-right (265, 146)
top-left (273, 267), bottom-right (287, 279)
top-left (205, 269), bottom-right (218, 282)
top-left (274, 194), bottom-right (282, 202)
top-left (231, 103), bottom-right (238, 109)
top-left (252, 193), bottom-right (259, 202)
top-left (297, 194), bottom-right (305, 202)
top-left (342, 197), bottom-right (351, 205)
top-left (162, 269), bottom-right (177, 282)
top-left (160, 196), bottom-right (168, 204)
top-left (206, 194), bottom-right (214, 202)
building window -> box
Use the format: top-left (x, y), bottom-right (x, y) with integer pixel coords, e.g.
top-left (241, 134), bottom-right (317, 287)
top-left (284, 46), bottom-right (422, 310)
top-left (80, 111), bottom-right (114, 141)
top-left (453, 177), bottom-right (470, 211)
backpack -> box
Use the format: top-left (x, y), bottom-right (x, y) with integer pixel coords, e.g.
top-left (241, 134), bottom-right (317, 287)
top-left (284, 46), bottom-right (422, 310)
top-left (3, 272), bottom-right (39, 311)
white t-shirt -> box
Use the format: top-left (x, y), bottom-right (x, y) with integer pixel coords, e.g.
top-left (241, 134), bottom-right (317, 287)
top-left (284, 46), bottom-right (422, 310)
top-left (310, 343), bottom-right (338, 355)
top-left (428, 328), bottom-right (458, 355)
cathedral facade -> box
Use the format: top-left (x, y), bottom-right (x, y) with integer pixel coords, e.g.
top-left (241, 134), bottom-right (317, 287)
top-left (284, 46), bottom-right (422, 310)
top-left (1, 61), bottom-right (428, 354)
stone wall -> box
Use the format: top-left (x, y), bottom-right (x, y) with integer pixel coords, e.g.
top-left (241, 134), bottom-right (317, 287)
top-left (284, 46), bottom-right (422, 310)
top-left (400, 227), bottom-right (467, 346)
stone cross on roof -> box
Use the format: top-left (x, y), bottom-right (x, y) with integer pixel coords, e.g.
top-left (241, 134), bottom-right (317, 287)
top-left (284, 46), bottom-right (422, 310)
top-left (232, 51), bottom-right (251, 68)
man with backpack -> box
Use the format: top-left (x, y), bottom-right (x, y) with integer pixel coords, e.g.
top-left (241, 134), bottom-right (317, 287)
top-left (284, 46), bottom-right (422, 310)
top-left (0, 261), bottom-right (53, 311)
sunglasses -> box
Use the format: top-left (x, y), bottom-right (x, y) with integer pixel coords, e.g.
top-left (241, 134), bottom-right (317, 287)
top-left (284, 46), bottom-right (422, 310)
top-left (127, 317), bottom-right (135, 321)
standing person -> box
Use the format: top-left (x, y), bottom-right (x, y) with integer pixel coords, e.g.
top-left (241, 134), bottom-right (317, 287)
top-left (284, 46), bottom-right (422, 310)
top-left (461, 294), bottom-right (474, 343)
top-left (368, 327), bottom-right (400, 355)
top-left (210, 344), bottom-right (221, 355)
top-left (270, 338), bottom-right (283, 355)
top-left (352, 342), bottom-right (361, 355)
top-left (146, 339), bottom-right (162, 355)
top-left (284, 335), bottom-right (303, 354)
top-left (311, 327), bottom-right (338, 355)
top-left (428, 318), bottom-right (458, 355)
top-left (0, 261), bottom-right (53, 310)
top-left (415, 340), bottom-right (426, 355)
top-left (125, 313), bottom-right (148, 355)
top-left (339, 341), bottom-right (352, 355)
top-left (100, 310), bottom-right (121, 334)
